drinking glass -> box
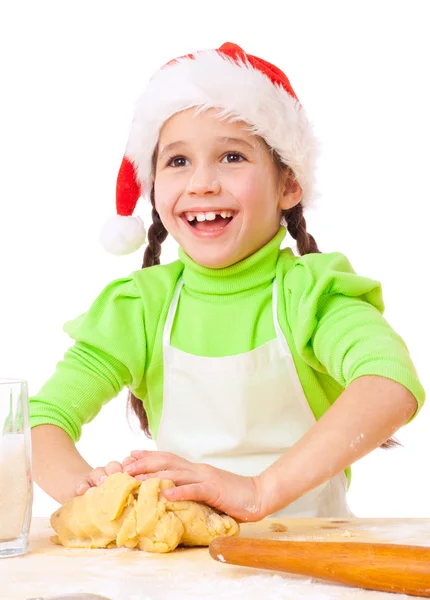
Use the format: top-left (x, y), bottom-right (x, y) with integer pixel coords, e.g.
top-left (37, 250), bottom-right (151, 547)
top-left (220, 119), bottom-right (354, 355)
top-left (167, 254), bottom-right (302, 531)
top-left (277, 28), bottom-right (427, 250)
top-left (0, 378), bottom-right (33, 557)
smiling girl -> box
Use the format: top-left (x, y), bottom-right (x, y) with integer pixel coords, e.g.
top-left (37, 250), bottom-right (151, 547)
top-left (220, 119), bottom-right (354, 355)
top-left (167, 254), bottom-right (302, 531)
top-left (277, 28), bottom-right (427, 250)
top-left (30, 43), bottom-right (424, 521)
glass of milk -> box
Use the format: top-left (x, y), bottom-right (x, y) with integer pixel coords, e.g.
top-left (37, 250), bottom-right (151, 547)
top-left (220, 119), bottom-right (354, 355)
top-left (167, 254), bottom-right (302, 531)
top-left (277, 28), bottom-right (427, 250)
top-left (0, 379), bottom-right (33, 557)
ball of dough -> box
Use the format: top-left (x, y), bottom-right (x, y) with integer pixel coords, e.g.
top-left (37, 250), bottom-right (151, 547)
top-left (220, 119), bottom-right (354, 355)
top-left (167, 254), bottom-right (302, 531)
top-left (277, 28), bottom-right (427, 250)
top-left (50, 472), bottom-right (239, 553)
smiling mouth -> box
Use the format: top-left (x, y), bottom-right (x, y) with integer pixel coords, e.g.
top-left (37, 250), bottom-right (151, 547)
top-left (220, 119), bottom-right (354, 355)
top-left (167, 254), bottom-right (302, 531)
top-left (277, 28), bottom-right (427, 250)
top-left (181, 210), bottom-right (235, 232)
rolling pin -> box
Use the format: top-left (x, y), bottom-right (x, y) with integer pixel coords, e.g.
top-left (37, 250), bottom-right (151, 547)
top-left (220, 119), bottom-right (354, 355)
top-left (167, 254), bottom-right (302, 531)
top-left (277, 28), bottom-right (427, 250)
top-left (209, 537), bottom-right (430, 597)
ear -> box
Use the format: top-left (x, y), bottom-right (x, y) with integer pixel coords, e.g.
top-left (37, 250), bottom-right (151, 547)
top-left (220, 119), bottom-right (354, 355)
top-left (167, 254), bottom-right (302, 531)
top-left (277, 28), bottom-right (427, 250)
top-left (279, 171), bottom-right (302, 211)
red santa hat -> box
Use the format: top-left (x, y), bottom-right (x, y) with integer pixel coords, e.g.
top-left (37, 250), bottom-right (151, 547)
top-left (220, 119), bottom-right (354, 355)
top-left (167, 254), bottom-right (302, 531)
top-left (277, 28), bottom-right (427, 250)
top-left (99, 42), bottom-right (318, 255)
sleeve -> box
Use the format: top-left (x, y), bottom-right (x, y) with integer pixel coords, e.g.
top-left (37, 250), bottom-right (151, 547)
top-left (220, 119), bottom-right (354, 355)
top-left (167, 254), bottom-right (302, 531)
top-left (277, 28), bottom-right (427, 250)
top-left (284, 252), bottom-right (425, 416)
top-left (29, 277), bottom-right (147, 442)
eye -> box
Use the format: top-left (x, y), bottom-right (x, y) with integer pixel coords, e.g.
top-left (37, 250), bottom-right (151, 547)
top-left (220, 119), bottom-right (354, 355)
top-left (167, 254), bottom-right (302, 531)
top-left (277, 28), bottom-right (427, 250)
top-left (222, 152), bottom-right (245, 164)
top-left (167, 156), bottom-right (190, 168)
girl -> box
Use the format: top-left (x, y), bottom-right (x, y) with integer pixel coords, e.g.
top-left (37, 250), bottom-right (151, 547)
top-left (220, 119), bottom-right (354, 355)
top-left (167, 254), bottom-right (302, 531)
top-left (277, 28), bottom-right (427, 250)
top-left (30, 42), bottom-right (424, 521)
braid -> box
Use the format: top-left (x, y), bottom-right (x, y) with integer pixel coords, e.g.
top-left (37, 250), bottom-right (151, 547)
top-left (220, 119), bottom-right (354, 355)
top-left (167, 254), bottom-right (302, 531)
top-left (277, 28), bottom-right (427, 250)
top-left (141, 188), bottom-right (168, 268)
top-left (128, 186), bottom-right (168, 438)
top-left (282, 202), bottom-right (320, 255)
top-left (380, 437), bottom-right (402, 449)
top-left (282, 199), bottom-right (400, 450)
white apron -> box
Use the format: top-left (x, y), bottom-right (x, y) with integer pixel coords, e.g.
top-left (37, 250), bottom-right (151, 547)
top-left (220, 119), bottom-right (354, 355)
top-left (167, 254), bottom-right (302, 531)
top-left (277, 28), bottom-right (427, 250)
top-left (157, 279), bottom-right (351, 518)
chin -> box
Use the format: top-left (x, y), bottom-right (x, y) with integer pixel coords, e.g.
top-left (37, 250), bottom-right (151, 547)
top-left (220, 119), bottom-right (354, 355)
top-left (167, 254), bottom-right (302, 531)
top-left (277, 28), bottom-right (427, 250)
top-left (188, 249), bottom-right (236, 269)
top-left (196, 257), bottom-right (232, 269)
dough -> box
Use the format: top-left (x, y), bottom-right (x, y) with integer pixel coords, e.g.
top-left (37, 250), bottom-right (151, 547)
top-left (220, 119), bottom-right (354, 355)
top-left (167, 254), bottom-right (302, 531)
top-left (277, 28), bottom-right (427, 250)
top-left (50, 473), bottom-right (240, 553)
top-left (269, 522), bottom-right (288, 532)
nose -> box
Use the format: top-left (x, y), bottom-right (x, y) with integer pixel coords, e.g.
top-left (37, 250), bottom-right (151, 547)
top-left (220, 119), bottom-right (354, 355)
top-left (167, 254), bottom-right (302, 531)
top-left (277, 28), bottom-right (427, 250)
top-left (186, 165), bottom-right (221, 196)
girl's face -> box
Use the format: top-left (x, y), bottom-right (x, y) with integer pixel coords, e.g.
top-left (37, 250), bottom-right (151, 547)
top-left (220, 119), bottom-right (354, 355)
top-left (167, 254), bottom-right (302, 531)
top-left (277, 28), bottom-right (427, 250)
top-left (154, 108), bottom-right (302, 268)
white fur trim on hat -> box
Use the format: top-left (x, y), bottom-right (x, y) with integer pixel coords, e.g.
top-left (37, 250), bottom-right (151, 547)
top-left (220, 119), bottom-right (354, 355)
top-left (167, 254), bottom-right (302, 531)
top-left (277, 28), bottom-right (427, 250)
top-left (99, 214), bottom-right (146, 256)
top-left (126, 49), bottom-right (318, 204)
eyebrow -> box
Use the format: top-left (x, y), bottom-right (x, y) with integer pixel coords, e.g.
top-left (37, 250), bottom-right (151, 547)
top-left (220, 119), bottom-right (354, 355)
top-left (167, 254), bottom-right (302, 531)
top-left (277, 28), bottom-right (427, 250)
top-left (216, 136), bottom-right (255, 150)
top-left (158, 136), bottom-right (255, 160)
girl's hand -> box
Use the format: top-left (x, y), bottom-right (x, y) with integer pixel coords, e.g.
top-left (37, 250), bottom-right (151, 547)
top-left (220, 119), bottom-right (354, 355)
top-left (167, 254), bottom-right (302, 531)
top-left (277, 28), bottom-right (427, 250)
top-left (122, 450), bottom-right (266, 522)
top-left (74, 461), bottom-right (123, 496)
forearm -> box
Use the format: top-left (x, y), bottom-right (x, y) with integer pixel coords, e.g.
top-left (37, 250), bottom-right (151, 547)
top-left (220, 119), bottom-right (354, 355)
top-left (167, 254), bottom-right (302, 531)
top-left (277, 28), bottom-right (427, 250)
top-left (31, 424), bottom-right (93, 504)
top-left (257, 375), bottom-right (418, 516)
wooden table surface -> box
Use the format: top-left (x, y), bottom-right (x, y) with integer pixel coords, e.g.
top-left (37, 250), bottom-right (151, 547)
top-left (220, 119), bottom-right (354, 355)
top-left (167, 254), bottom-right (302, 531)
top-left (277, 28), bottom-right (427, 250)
top-left (2, 517), bottom-right (430, 600)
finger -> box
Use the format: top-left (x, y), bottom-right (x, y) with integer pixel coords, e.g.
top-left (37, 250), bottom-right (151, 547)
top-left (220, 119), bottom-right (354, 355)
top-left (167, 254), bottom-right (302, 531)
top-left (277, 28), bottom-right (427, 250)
top-left (130, 450), bottom-right (147, 459)
top-left (163, 483), bottom-right (211, 504)
top-left (75, 480), bottom-right (91, 496)
top-left (136, 469), bottom-right (194, 486)
top-left (130, 450), bottom-right (179, 461)
top-left (124, 453), bottom-right (187, 476)
top-left (121, 456), bottom-right (137, 468)
top-left (88, 467), bottom-right (109, 486)
top-left (105, 461), bottom-right (123, 476)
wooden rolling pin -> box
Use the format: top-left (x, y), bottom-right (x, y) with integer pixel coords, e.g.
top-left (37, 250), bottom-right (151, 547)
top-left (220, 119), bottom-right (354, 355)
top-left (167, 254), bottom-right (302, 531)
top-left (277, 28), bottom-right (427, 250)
top-left (209, 537), bottom-right (430, 597)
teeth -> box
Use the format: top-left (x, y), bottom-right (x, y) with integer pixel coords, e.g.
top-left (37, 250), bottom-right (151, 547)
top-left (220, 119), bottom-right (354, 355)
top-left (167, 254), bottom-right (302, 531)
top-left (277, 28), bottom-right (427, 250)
top-left (184, 210), bottom-right (234, 222)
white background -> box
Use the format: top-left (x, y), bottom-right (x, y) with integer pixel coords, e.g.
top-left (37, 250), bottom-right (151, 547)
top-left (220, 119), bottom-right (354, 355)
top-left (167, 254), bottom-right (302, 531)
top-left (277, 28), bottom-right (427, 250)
top-left (0, 1), bottom-right (429, 518)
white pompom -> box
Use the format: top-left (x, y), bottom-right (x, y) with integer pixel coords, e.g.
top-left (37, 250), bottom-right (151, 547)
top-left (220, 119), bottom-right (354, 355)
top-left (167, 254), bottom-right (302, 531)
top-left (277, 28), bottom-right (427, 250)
top-left (99, 214), bottom-right (146, 255)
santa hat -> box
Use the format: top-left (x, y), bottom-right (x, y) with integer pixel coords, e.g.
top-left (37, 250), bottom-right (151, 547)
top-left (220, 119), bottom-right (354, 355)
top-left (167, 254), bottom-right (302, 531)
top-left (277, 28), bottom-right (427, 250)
top-left (99, 42), bottom-right (318, 255)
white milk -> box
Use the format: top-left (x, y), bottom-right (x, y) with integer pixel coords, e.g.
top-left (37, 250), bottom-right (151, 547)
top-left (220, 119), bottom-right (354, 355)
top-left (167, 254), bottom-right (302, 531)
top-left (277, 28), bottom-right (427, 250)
top-left (0, 434), bottom-right (30, 541)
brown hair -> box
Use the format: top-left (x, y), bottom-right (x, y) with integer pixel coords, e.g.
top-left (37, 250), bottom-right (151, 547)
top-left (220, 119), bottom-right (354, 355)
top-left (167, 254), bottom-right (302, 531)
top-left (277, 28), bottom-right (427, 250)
top-left (128, 149), bottom-right (400, 450)
top-left (127, 185), bottom-right (168, 436)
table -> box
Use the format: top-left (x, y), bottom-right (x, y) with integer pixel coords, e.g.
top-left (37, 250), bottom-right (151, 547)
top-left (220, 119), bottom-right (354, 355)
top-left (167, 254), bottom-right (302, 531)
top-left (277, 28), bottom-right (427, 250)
top-left (2, 517), bottom-right (430, 599)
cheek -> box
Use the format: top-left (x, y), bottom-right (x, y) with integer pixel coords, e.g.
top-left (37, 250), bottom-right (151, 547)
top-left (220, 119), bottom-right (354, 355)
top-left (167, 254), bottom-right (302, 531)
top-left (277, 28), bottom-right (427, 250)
top-left (232, 171), bottom-right (277, 212)
top-left (154, 178), bottom-right (179, 218)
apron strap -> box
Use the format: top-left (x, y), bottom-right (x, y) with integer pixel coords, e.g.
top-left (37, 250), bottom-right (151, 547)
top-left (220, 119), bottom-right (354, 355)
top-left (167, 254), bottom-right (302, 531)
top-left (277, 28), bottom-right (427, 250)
top-left (272, 279), bottom-right (292, 357)
top-left (163, 279), bottom-right (184, 348)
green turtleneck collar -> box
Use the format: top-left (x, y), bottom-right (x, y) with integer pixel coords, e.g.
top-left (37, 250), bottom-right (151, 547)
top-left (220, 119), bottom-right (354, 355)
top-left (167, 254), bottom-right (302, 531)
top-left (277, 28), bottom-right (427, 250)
top-left (178, 227), bottom-right (291, 295)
